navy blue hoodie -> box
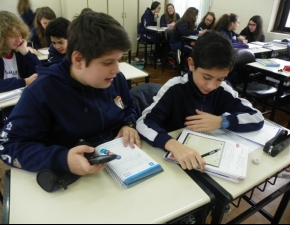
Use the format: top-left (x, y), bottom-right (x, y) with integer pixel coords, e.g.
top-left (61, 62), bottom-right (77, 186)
top-left (137, 72), bottom-right (264, 150)
top-left (170, 20), bottom-right (199, 43)
top-left (1, 58), bottom-right (137, 172)
top-left (138, 7), bottom-right (157, 35)
top-left (46, 43), bottom-right (65, 66)
top-left (0, 51), bottom-right (41, 92)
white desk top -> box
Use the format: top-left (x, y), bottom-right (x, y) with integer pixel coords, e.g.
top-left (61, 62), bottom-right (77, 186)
top-left (247, 58), bottom-right (290, 76)
top-left (9, 141), bottom-right (210, 224)
top-left (146, 26), bottom-right (167, 32)
top-left (0, 91), bottom-right (20, 109)
top-left (119, 62), bottom-right (149, 80)
top-left (182, 35), bottom-right (199, 41)
top-left (37, 50), bottom-right (49, 61)
top-left (169, 128), bottom-right (290, 200)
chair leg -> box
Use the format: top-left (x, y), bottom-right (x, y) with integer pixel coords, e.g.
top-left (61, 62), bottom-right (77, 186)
top-left (136, 42), bottom-right (139, 57)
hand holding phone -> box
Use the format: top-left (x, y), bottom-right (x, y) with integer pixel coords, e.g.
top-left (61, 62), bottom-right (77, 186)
top-left (87, 154), bottom-right (118, 165)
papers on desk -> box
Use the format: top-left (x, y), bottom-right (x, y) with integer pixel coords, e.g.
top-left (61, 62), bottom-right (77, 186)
top-left (38, 49), bottom-right (49, 55)
top-left (165, 128), bottom-right (249, 182)
top-left (0, 88), bottom-right (24, 103)
top-left (256, 58), bottom-right (281, 67)
top-left (95, 137), bottom-right (163, 188)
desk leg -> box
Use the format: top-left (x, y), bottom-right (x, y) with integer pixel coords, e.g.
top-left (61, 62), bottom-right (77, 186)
top-left (272, 187), bottom-right (290, 224)
top-left (128, 50), bottom-right (131, 64)
top-left (269, 80), bottom-right (284, 121)
top-left (2, 170), bottom-right (10, 224)
top-left (127, 80), bottom-right (132, 89)
top-left (145, 74), bottom-right (150, 83)
top-left (144, 31), bottom-right (148, 68)
top-left (154, 32), bottom-right (157, 69)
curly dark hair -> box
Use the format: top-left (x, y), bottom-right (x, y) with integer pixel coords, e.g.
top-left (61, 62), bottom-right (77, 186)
top-left (45, 17), bottom-right (70, 39)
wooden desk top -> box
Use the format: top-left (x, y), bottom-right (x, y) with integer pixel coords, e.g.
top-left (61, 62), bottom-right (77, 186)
top-left (8, 140), bottom-right (210, 224)
top-left (169, 127), bottom-right (290, 199)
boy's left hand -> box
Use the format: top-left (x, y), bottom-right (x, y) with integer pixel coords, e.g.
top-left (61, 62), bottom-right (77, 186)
top-left (184, 109), bottom-right (222, 132)
top-left (115, 126), bottom-right (142, 149)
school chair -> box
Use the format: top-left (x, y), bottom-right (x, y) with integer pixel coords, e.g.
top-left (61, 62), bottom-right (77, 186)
top-left (162, 28), bottom-right (181, 75)
top-left (130, 83), bottom-right (162, 118)
top-left (234, 49), bottom-right (277, 114)
top-left (136, 23), bottom-right (154, 58)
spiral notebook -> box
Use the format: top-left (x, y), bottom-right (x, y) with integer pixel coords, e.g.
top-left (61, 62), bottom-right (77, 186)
top-left (0, 87), bottom-right (25, 103)
top-left (95, 138), bottom-right (163, 188)
top-left (164, 129), bottom-right (249, 182)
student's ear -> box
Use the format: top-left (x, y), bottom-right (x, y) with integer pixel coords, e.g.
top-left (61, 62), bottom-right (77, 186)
top-left (188, 57), bottom-right (195, 71)
top-left (71, 51), bottom-right (84, 69)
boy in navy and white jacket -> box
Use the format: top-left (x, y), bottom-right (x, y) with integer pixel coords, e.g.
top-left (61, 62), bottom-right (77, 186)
top-left (1, 12), bottom-right (140, 176)
top-left (137, 31), bottom-right (264, 172)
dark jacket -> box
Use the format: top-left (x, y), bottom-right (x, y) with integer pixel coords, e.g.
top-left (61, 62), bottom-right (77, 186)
top-left (170, 20), bottom-right (199, 43)
top-left (160, 13), bottom-right (180, 27)
top-left (136, 72), bottom-right (264, 150)
top-left (1, 58), bottom-right (137, 173)
top-left (28, 28), bottom-right (52, 49)
top-left (20, 8), bottom-right (35, 30)
top-left (138, 7), bottom-right (156, 35)
top-left (0, 51), bottom-right (41, 92)
top-left (240, 27), bottom-right (265, 43)
top-left (46, 43), bottom-right (66, 66)
top-left (219, 29), bottom-right (240, 43)
top-left (197, 22), bottom-right (209, 31)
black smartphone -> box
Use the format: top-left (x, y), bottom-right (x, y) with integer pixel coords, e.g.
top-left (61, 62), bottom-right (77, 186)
top-left (88, 154), bottom-right (118, 165)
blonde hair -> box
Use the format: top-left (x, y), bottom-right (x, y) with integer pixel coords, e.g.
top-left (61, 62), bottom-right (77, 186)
top-left (0, 11), bottom-right (30, 57)
top-left (34, 7), bottom-right (56, 47)
top-left (17, 0), bottom-right (31, 15)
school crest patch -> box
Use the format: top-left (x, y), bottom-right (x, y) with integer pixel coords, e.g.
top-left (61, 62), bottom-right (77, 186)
top-left (114, 96), bottom-right (124, 109)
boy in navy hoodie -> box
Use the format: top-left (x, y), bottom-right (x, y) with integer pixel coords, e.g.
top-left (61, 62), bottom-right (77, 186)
top-left (45, 17), bottom-right (70, 66)
top-left (1, 12), bottom-right (141, 176)
top-left (137, 31), bottom-right (264, 172)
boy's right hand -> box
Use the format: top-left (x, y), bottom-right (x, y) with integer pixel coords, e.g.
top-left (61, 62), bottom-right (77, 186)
top-left (68, 145), bottom-right (106, 176)
top-left (165, 139), bottom-right (206, 172)
top-left (25, 73), bottom-right (38, 86)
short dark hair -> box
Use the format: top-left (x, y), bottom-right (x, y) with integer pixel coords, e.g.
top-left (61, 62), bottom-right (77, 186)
top-left (151, 1), bottom-right (160, 10)
top-left (45, 17), bottom-right (70, 39)
top-left (191, 31), bottom-right (235, 70)
top-left (66, 12), bottom-right (132, 66)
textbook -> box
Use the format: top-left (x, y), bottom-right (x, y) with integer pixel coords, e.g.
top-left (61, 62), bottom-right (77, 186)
top-left (0, 87), bottom-right (25, 103)
top-left (95, 137), bottom-right (163, 188)
top-left (164, 129), bottom-right (249, 182)
top-left (256, 58), bottom-right (280, 67)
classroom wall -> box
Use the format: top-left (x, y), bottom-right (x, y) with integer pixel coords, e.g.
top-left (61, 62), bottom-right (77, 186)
top-left (209, 0), bottom-right (290, 42)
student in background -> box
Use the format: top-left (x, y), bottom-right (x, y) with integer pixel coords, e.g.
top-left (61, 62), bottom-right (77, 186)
top-left (0, 11), bottom-right (40, 123)
top-left (138, 1), bottom-right (163, 65)
top-left (240, 15), bottom-right (265, 43)
top-left (160, 3), bottom-right (180, 28)
top-left (28, 7), bottom-right (56, 50)
top-left (1, 12), bottom-right (140, 176)
top-left (170, 7), bottom-right (207, 57)
top-left (213, 13), bottom-right (247, 44)
top-left (17, 0), bottom-right (35, 30)
top-left (137, 30), bottom-right (264, 172)
top-left (197, 12), bottom-right (216, 31)
top-left (45, 17), bottom-right (70, 65)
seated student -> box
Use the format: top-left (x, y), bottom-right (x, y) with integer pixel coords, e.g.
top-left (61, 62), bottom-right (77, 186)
top-left (170, 7), bottom-right (207, 58)
top-left (137, 30), bottom-right (264, 172)
top-left (0, 11), bottom-right (40, 122)
top-left (1, 11), bottom-right (141, 176)
top-left (160, 3), bottom-right (180, 28)
top-left (240, 15), bottom-right (265, 43)
top-left (197, 12), bottom-right (216, 31)
top-left (213, 13), bottom-right (247, 44)
top-left (45, 17), bottom-right (70, 66)
top-left (138, 1), bottom-right (163, 65)
top-left (28, 7), bottom-right (56, 50)
top-left (17, 0), bottom-right (35, 30)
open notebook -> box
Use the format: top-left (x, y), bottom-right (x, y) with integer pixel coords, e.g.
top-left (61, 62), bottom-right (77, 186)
top-left (95, 137), bottom-right (163, 188)
top-left (164, 128), bottom-right (249, 183)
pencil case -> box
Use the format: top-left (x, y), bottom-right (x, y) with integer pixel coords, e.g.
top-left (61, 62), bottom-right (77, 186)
top-left (263, 129), bottom-right (290, 157)
top-left (37, 169), bottom-right (80, 192)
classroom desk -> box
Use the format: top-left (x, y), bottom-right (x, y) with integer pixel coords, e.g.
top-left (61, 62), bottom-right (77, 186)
top-left (119, 62), bottom-right (150, 89)
top-left (179, 35), bottom-right (199, 72)
top-left (2, 140), bottom-right (213, 224)
top-left (145, 26), bottom-right (167, 69)
top-left (244, 58), bottom-right (290, 120)
top-left (0, 91), bottom-right (20, 109)
top-left (169, 124), bottom-right (290, 224)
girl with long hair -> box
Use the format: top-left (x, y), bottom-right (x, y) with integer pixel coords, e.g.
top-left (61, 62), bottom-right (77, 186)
top-left (240, 15), bottom-right (265, 42)
top-left (197, 12), bottom-right (216, 31)
top-left (17, 0), bottom-right (35, 30)
top-left (160, 3), bottom-right (180, 28)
